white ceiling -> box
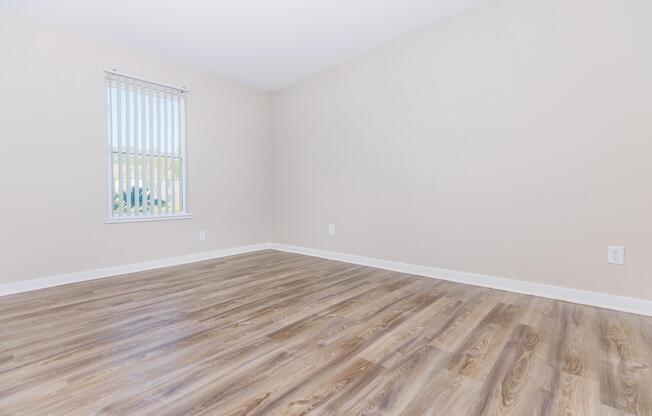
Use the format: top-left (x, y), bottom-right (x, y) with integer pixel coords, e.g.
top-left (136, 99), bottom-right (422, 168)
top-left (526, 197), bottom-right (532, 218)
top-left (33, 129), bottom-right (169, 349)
top-left (1, 0), bottom-right (483, 90)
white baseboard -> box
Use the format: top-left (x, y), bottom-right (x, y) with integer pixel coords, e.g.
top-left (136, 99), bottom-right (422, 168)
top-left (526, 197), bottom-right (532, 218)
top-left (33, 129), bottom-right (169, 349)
top-left (5, 241), bottom-right (651, 317)
top-left (0, 243), bottom-right (271, 297)
top-left (270, 243), bottom-right (652, 317)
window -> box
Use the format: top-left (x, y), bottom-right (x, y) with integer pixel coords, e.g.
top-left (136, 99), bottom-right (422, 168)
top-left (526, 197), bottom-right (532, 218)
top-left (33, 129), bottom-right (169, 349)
top-left (105, 71), bottom-right (189, 222)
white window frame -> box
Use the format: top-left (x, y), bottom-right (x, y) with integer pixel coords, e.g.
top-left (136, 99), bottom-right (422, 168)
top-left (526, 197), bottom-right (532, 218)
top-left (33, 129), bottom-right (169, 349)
top-left (104, 69), bottom-right (191, 223)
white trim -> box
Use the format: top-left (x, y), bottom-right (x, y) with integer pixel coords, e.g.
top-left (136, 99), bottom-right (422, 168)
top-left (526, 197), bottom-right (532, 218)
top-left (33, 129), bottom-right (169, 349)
top-left (104, 213), bottom-right (193, 224)
top-left (4, 241), bottom-right (650, 317)
top-left (270, 243), bottom-right (652, 317)
top-left (0, 243), bottom-right (271, 297)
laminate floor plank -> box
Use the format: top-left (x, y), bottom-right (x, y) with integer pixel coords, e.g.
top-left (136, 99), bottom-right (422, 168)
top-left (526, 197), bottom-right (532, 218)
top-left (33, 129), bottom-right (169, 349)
top-left (1, 250), bottom-right (651, 415)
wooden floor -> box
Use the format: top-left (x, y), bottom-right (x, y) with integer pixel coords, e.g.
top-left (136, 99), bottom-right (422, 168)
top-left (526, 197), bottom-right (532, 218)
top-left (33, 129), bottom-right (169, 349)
top-left (1, 250), bottom-right (651, 415)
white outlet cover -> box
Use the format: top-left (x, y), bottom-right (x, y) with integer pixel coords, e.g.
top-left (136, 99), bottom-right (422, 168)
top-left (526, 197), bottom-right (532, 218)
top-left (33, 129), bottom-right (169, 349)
top-left (199, 230), bottom-right (206, 241)
top-left (328, 224), bottom-right (335, 236)
top-left (607, 246), bottom-right (625, 265)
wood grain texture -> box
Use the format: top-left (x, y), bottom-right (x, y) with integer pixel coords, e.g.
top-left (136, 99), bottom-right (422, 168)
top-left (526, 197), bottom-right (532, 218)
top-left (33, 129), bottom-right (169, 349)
top-left (1, 250), bottom-right (651, 415)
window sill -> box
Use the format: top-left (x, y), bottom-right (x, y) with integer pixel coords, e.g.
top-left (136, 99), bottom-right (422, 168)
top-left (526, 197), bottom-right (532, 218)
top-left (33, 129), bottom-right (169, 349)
top-left (104, 214), bottom-right (194, 224)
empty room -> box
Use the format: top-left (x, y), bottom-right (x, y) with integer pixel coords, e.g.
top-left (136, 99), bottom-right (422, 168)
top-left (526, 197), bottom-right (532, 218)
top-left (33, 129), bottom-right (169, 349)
top-left (1, 0), bottom-right (651, 414)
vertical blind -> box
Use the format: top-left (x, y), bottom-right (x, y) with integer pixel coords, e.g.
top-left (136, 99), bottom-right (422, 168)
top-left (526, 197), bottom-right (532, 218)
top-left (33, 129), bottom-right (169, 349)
top-left (105, 71), bottom-right (187, 219)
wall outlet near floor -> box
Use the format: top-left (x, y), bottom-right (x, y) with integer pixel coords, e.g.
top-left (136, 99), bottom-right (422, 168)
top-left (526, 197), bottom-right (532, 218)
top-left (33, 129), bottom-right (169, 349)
top-left (328, 224), bottom-right (336, 236)
top-left (198, 230), bottom-right (206, 241)
top-left (607, 246), bottom-right (625, 265)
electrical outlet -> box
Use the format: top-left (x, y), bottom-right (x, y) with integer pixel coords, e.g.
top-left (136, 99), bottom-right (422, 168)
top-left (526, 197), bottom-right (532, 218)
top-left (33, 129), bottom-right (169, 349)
top-left (607, 246), bottom-right (624, 265)
top-left (198, 230), bottom-right (206, 241)
top-left (328, 224), bottom-right (335, 236)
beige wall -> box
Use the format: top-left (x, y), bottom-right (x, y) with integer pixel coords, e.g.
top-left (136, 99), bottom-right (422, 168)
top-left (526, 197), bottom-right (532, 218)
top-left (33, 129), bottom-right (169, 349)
top-left (271, 0), bottom-right (652, 300)
top-left (3, 0), bottom-right (652, 301)
top-left (0, 17), bottom-right (271, 284)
